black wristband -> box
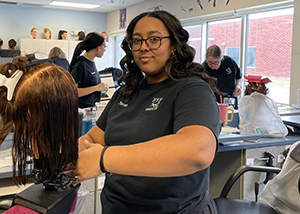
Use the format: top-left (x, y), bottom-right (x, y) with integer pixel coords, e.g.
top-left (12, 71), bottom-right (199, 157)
top-left (100, 146), bottom-right (109, 173)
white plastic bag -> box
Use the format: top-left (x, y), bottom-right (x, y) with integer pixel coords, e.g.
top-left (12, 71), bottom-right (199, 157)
top-left (239, 92), bottom-right (288, 137)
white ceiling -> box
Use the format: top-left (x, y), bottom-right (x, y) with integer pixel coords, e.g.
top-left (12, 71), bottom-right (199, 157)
top-left (0, 0), bottom-right (148, 13)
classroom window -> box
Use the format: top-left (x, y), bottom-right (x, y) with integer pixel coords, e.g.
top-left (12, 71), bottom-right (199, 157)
top-left (225, 47), bottom-right (256, 67)
top-left (115, 34), bottom-right (126, 68)
top-left (248, 8), bottom-right (293, 104)
top-left (208, 18), bottom-right (242, 65)
top-left (185, 24), bottom-right (202, 63)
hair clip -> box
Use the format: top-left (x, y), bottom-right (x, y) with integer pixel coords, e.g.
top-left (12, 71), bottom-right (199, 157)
top-left (0, 70), bottom-right (23, 101)
top-left (26, 58), bottom-right (53, 67)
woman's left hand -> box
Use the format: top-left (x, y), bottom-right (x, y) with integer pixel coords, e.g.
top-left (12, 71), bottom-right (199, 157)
top-left (70, 140), bottom-right (104, 184)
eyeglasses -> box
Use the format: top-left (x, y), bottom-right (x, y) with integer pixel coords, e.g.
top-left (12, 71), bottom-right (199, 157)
top-left (128, 36), bottom-right (171, 51)
top-left (102, 44), bottom-right (108, 49)
top-left (207, 60), bottom-right (220, 65)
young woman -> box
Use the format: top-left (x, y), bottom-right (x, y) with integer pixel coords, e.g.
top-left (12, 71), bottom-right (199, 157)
top-left (69, 32), bottom-right (109, 108)
top-left (71, 11), bottom-right (221, 214)
top-left (203, 44), bottom-right (243, 107)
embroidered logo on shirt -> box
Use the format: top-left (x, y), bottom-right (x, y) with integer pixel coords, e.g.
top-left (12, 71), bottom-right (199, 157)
top-left (118, 100), bottom-right (128, 107)
top-left (226, 68), bottom-right (232, 75)
top-left (145, 97), bottom-right (163, 111)
top-left (91, 72), bottom-right (96, 75)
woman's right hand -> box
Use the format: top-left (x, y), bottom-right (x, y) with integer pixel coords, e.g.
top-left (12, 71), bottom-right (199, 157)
top-left (71, 140), bottom-right (104, 184)
top-left (96, 82), bottom-right (109, 92)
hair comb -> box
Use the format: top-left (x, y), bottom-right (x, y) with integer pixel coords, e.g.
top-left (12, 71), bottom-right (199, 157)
top-left (0, 70), bottom-right (23, 101)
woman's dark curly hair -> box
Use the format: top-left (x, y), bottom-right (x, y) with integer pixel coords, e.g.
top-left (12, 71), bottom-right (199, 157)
top-left (118, 10), bottom-right (220, 103)
top-left (244, 82), bottom-right (268, 95)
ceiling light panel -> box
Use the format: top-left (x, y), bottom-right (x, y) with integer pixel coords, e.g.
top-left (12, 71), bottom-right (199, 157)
top-left (49, 1), bottom-right (99, 9)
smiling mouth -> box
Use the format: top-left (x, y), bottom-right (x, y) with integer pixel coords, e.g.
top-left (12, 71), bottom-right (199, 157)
top-left (140, 56), bottom-right (152, 62)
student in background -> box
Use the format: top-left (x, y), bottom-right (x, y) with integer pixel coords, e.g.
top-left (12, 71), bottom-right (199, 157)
top-left (8, 39), bottom-right (16, 50)
top-left (69, 32), bottom-right (109, 108)
top-left (31, 27), bottom-right (38, 39)
top-left (78, 31), bottom-right (85, 40)
top-left (48, 46), bottom-right (69, 71)
top-left (44, 28), bottom-right (52, 39)
top-left (71, 10), bottom-right (220, 214)
top-left (203, 44), bottom-right (242, 108)
top-left (0, 38), bottom-right (3, 49)
top-left (58, 30), bottom-right (67, 40)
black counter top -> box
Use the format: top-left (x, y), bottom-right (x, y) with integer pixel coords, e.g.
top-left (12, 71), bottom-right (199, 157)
top-left (218, 135), bottom-right (300, 152)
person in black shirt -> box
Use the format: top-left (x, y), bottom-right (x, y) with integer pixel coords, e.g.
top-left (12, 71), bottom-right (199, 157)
top-left (70, 10), bottom-right (220, 214)
top-left (48, 46), bottom-right (69, 71)
top-left (69, 32), bottom-right (109, 108)
top-left (203, 44), bottom-right (242, 106)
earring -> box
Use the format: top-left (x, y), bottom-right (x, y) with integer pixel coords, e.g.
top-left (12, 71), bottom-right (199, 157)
top-left (171, 49), bottom-right (176, 56)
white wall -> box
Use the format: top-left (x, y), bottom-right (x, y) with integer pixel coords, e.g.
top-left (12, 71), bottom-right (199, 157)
top-left (0, 5), bottom-right (106, 49)
top-left (107, 0), bottom-right (293, 33)
top-left (0, 5), bottom-right (114, 71)
top-left (107, 0), bottom-right (298, 105)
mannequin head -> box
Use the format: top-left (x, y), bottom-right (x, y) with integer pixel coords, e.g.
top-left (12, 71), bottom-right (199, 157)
top-left (0, 55), bottom-right (78, 185)
top-left (44, 28), bottom-right (52, 39)
top-left (78, 31), bottom-right (85, 40)
top-left (244, 82), bottom-right (269, 95)
top-left (31, 28), bottom-right (38, 39)
top-left (101, 31), bottom-right (108, 42)
top-left (58, 30), bottom-right (68, 40)
top-left (8, 39), bottom-right (16, 50)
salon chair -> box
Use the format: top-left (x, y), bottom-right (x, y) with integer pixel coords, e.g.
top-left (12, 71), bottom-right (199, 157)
top-left (214, 165), bottom-right (281, 214)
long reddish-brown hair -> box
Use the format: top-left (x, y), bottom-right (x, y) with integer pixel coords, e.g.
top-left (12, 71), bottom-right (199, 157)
top-left (0, 56), bottom-right (78, 185)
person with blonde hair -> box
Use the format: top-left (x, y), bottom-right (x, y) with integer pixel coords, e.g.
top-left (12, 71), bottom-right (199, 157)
top-left (44, 28), bottom-right (51, 39)
top-left (203, 44), bottom-right (242, 108)
top-left (48, 46), bottom-right (69, 71)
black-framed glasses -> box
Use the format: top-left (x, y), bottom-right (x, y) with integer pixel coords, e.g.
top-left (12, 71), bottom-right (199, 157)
top-left (102, 44), bottom-right (108, 49)
top-left (128, 36), bottom-right (171, 51)
top-left (207, 60), bottom-right (220, 65)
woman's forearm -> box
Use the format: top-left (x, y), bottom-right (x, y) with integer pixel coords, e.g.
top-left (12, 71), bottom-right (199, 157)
top-left (104, 125), bottom-right (216, 177)
top-left (77, 86), bottom-right (97, 97)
